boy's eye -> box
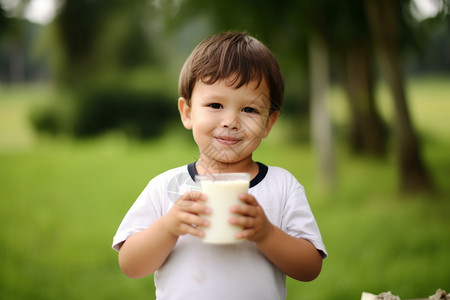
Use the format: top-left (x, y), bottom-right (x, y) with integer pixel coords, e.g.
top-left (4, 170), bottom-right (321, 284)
top-left (208, 103), bottom-right (222, 109)
top-left (242, 107), bottom-right (258, 114)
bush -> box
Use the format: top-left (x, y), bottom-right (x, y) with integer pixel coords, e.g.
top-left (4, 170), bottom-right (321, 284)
top-left (31, 88), bottom-right (177, 139)
top-left (72, 89), bottom-right (177, 138)
top-left (30, 98), bottom-right (75, 135)
top-left (30, 104), bottom-right (63, 135)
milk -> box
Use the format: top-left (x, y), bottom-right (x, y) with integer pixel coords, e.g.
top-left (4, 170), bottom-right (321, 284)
top-left (196, 173), bottom-right (250, 244)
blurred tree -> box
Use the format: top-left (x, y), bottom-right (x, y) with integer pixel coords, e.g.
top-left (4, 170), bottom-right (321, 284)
top-left (50, 0), bottom-right (156, 86)
top-left (0, 1), bottom-right (51, 82)
top-left (330, 0), bottom-right (386, 157)
top-left (28, 0), bottom-right (178, 139)
top-left (308, 33), bottom-right (335, 187)
top-left (366, 0), bottom-right (433, 192)
top-left (408, 0), bottom-right (450, 74)
top-left (51, 0), bottom-right (105, 84)
top-left (0, 0), bottom-right (29, 82)
top-left (0, 3), bottom-right (7, 33)
top-left (293, 0), bottom-right (336, 187)
top-left (0, 4), bottom-right (9, 80)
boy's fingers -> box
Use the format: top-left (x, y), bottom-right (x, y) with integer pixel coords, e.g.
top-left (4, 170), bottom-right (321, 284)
top-left (187, 190), bottom-right (207, 202)
top-left (229, 215), bottom-right (255, 228)
top-left (230, 203), bottom-right (257, 217)
top-left (238, 193), bottom-right (257, 206)
top-left (176, 192), bottom-right (208, 207)
top-left (236, 228), bottom-right (255, 240)
top-left (178, 201), bottom-right (211, 215)
top-left (179, 223), bottom-right (205, 237)
top-left (180, 211), bottom-right (210, 227)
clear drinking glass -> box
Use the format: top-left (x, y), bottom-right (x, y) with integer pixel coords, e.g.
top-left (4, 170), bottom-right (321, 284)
top-left (195, 173), bottom-right (251, 244)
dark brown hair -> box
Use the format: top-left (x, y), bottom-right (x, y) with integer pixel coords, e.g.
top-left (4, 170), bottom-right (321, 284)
top-left (178, 32), bottom-right (284, 113)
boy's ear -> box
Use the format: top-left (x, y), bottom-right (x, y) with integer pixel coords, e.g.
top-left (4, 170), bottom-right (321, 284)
top-left (178, 97), bottom-right (192, 129)
top-left (263, 111), bottom-right (279, 138)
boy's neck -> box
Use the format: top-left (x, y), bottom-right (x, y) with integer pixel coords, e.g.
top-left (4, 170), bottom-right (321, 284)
top-left (196, 156), bottom-right (260, 179)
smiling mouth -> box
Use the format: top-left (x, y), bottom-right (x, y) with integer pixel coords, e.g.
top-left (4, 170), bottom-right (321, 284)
top-left (215, 136), bottom-right (242, 146)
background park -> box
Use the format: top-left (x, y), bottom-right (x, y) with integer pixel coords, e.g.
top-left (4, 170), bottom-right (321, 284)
top-left (1, 0), bottom-right (449, 299)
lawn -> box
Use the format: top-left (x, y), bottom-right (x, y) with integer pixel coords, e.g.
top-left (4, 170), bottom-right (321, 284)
top-left (0, 76), bottom-right (449, 299)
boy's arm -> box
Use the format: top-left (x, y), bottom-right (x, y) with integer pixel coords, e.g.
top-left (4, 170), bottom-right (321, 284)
top-left (118, 192), bottom-right (210, 279)
top-left (230, 193), bottom-right (323, 282)
top-left (256, 225), bottom-right (323, 281)
top-left (118, 217), bottom-right (178, 278)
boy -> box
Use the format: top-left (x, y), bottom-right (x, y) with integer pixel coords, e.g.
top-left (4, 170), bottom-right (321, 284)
top-left (112, 32), bottom-right (327, 300)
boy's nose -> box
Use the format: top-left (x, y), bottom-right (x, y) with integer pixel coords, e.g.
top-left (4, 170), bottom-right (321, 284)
top-left (221, 113), bottom-right (240, 130)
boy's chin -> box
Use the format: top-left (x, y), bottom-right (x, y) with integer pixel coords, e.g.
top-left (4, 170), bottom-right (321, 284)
top-left (215, 157), bottom-right (254, 167)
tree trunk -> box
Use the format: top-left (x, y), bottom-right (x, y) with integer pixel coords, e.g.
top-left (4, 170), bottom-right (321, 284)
top-left (8, 41), bottom-right (25, 83)
top-left (340, 41), bottom-right (386, 157)
top-left (309, 33), bottom-right (335, 188)
top-left (365, 0), bottom-right (433, 192)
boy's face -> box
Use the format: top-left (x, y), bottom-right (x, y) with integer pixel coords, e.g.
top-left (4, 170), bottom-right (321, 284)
top-left (178, 78), bottom-right (278, 167)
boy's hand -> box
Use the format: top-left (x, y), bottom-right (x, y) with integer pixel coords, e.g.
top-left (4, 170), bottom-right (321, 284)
top-left (229, 193), bottom-right (274, 243)
top-left (162, 191), bottom-right (210, 238)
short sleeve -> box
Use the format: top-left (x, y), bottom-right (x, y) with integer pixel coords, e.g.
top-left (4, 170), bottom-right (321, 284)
top-left (282, 182), bottom-right (327, 258)
top-left (112, 177), bottom-right (166, 251)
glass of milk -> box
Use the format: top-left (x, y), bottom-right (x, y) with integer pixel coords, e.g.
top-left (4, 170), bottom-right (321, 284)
top-left (195, 173), bottom-right (250, 244)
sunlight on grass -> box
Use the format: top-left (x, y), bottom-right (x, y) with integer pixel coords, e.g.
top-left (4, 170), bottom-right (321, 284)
top-left (0, 95), bottom-right (36, 151)
top-left (407, 76), bottom-right (450, 137)
top-left (328, 75), bottom-right (450, 140)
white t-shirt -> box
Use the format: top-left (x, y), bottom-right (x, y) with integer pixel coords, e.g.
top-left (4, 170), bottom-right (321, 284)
top-left (113, 162), bottom-right (327, 300)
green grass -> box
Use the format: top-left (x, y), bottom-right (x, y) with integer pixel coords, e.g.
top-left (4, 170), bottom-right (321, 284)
top-left (1, 76), bottom-right (449, 299)
top-left (0, 134), bottom-right (196, 299)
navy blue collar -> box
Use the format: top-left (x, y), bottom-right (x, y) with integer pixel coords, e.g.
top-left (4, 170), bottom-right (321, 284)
top-left (188, 162), bottom-right (268, 188)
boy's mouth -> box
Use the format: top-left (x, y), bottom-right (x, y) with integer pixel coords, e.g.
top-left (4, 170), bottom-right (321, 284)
top-left (215, 136), bottom-right (242, 146)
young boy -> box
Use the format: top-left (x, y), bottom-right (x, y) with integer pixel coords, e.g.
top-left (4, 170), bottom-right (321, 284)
top-left (112, 32), bottom-right (327, 300)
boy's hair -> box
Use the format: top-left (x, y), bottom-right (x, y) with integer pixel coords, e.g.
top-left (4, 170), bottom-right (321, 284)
top-left (178, 32), bottom-right (284, 114)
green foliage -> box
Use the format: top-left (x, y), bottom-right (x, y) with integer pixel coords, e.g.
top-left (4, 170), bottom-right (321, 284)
top-left (30, 88), bottom-right (177, 139)
top-left (72, 89), bottom-right (176, 139)
top-left (0, 5), bottom-right (8, 33)
top-left (50, 0), bottom-right (155, 86)
top-left (30, 99), bottom-right (74, 135)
